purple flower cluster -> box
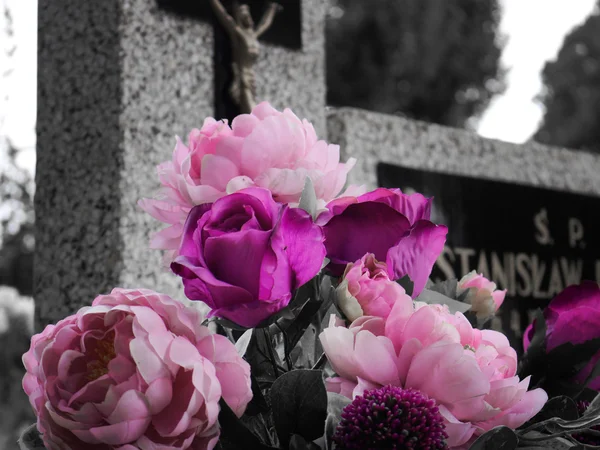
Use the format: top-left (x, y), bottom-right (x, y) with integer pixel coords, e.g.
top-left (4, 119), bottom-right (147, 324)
top-left (333, 385), bottom-right (448, 449)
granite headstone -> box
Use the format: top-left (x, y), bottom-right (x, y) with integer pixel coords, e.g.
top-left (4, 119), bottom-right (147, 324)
top-left (328, 107), bottom-right (600, 350)
top-left (35, 0), bottom-right (327, 327)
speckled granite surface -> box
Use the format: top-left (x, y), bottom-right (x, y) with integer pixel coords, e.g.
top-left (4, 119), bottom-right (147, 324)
top-left (35, 0), bottom-right (326, 327)
top-left (255, 0), bottom-right (327, 136)
top-left (328, 108), bottom-right (600, 196)
top-left (35, 0), bottom-right (212, 327)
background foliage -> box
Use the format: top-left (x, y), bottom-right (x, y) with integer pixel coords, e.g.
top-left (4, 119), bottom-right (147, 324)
top-left (1, 4), bottom-right (36, 448)
top-left (534, 2), bottom-right (600, 153)
top-left (325, 0), bottom-right (506, 129)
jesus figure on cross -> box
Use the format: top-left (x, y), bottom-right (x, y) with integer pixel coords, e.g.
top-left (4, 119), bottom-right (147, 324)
top-left (209, 0), bottom-right (281, 113)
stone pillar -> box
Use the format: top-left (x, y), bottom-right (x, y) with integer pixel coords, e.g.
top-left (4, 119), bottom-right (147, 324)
top-left (35, 0), bottom-right (327, 327)
top-left (327, 107), bottom-right (600, 195)
top-left (35, 0), bottom-right (213, 326)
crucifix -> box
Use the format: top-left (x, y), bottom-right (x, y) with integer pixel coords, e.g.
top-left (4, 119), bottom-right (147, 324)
top-left (157, 0), bottom-right (299, 121)
top-left (209, 0), bottom-right (281, 114)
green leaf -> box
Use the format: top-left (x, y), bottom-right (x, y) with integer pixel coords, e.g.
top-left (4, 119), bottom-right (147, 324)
top-left (416, 288), bottom-right (472, 314)
top-left (283, 277), bottom-right (333, 359)
top-left (546, 338), bottom-right (600, 379)
top-left (518, 310), bottom-right (547, 382)
top-left (396, 275), bottom-right (414, 297)
top-left (579, 391), bottom-right (600, 420)
top-left (235, 329), bottom-right (253, 357)
top-left (427, 278), bottom-right (459, 299)
top-left (469, 426), bottom-right (518, 450)
top-left (326, 392), bottom-right (351, 417)
top-left (270, 369), bottom-right (328, 448)
top-left (244, 374), bottom-right (270, 416)
top-left (289, 434), bottom-right (322, 450)
top-left (528, 309), bottom-right (547, 351)
top-left (533, 379), bottom-right (597, 403)
top-left (576, 388), bottom-right (599, 404)
top-left (531, 396), bottom-right (579, 424)
top-left (517, 431), bottom-right (579, 449)
top-left (240, 413), bottom-right (280, 448)
top-left (244, 329), bottom-right (284, 386)
top-left (323, 393), bottom-right (351, 450)
top-left (254, 305), bottom-right (297, 329)
top-left (213, 316), bottom-right (251, 331)
top-left (299, 177), bottom-right (317, 220)
top-left (526, 408), bottom-right (600, 432)
top-left (517, 431), bottom-right (581, 449)
top-left (583, 355), bottom-right (600, 389)
top-left (217, 399), bottom-right (278, 449)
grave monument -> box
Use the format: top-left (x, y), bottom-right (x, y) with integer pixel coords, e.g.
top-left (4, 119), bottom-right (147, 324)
top-left (327, 108), bottom-right (600, 349)
top-left (35, 0), bottom-right (600, 351)
top-left (35, 0), bottom-right (326, 327)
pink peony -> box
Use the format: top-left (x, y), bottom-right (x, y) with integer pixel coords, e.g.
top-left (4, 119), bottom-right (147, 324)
top-left (139, 102), bottom-right (360, 258)
top-left (457, 271), bottom-right (506, 320)
top-left (320, 297), bottom-right (547, 448)
top-left (22, 288), bottom-right (252, 450)
top-left (336, 253), bottom-right (409, 321)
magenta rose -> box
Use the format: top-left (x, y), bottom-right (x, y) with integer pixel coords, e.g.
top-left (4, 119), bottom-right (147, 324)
top-left (22, 288), bottom-right (252, 450)
top-left (524, 281), bottom-right (600, 389)
top-left (318, 188), bottom-right (447, 297)
top-left (171, 187), bottom-right (326, 328)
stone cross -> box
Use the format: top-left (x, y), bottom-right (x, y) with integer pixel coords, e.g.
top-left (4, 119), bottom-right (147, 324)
top-left (157, 0), bottom-right (303, 121)
top-left (35, 0), bottom-right (326, 327)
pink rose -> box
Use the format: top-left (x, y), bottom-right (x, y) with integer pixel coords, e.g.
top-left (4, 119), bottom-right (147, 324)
top-left (457, 271), bottom-right (506, 320)
top-left (139, 102), bottom-right (360, 259)
top-left (317, 188), bottom-right (448, 297)
top-left (171, 187), bottom-right (326, 328)
top-left (320, 298), bottom-right (547, 448)
top-left (22, 288), bottom-right (252, 450)
top-left (336, 253), bottom-right (409, 321)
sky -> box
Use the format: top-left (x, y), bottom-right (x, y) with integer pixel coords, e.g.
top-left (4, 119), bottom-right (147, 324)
top-left (477, 0), bottom-right (598, 142)
top-left (0, 0), bottom-right (598, 175)
top-left (1, 0), bottom-right (37, 171)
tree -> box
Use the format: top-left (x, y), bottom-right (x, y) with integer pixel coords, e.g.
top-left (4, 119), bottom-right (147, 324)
top-left (325, 0), bottom-right (506, 129)
top-left (0, 2), bottom-right (34, 296)
top-left (0, 140), bottom-right (34, 296)
top-left (534, 3), bottom-right (600, 153)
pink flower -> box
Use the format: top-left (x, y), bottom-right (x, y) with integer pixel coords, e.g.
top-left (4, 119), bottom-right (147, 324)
top-left (524, 281), bottom-right (600, 390)
top-left (320, 299), bottom-right (547, 448)
top-left (139, 102), bottom-right (360, 258)
top-left (317, 188), bottom-right (447, 297)
top-left (171, 187), bottom-right (326, 328)
top-left (336, 253), bottom-right (410, 321)
top-left (457, 271), bottom-right (506, 320)
top-left (22, 288), bottom-right (252, 450)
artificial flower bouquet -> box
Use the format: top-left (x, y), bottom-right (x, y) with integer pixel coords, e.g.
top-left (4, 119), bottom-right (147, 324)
top-left (19, 103), bottom-right (600, 450)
